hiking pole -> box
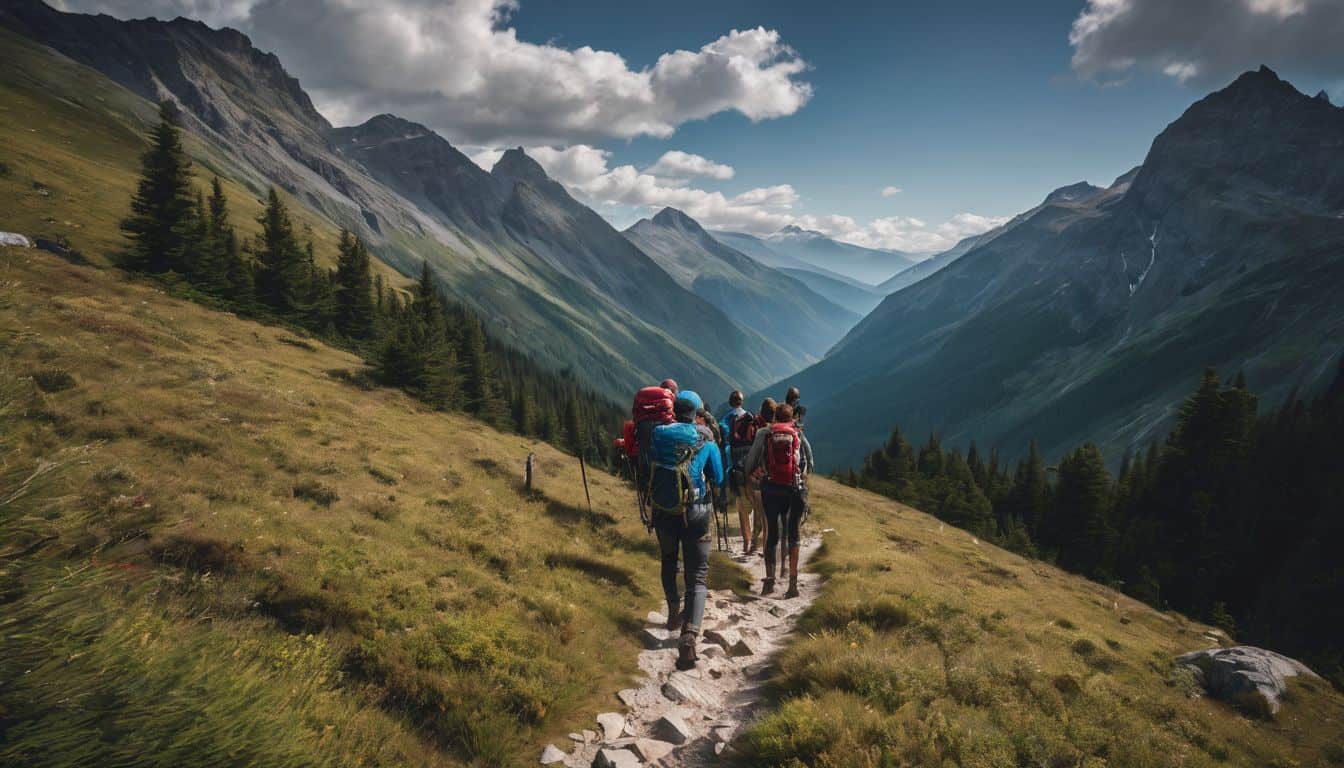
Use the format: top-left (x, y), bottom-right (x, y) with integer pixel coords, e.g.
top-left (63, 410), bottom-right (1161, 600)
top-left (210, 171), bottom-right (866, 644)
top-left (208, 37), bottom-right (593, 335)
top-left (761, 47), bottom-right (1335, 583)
top-left (578, 453), bottom-right (593, 516)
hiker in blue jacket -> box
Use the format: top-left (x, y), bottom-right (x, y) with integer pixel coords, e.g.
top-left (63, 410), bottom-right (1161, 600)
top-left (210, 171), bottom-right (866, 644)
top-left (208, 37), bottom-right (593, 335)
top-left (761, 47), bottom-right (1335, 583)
top-left (649, 389), bottom-right (724, 670)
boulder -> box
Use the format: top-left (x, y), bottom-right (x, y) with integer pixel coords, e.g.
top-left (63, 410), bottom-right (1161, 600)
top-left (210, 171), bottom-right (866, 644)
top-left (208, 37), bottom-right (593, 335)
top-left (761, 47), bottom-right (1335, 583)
top-left (1175, 645), bottom-right (1318, 713)
top-left (651, 713), bottom-right (694, 745)
top-left (630, 738), bottom-right (675, 762)
top-left (0, 232), bottom-right (32, 248)
top-left (539, 744), bottom-right (567, 764)
top-left (596, 712), bottom-right (627, 742)
top-left (639, 627), bottom-right (673, 649)
top-left (592, 748), bottom-right (641, 768)
top-left (704, 628), bottom-right (755, 657)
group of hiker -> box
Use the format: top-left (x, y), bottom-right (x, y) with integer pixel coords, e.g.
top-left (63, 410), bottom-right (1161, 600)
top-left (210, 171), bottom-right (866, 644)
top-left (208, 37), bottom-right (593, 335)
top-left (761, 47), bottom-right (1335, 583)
top-left (617, 379), bottom-right (813, 670)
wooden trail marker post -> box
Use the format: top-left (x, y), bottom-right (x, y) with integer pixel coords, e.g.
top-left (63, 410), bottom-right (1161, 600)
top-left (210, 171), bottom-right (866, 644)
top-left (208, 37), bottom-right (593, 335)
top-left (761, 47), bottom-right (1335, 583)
top-left (579, 454), bottom-right (593, 515)
top-left (525, 452), bottom-right (535, 492)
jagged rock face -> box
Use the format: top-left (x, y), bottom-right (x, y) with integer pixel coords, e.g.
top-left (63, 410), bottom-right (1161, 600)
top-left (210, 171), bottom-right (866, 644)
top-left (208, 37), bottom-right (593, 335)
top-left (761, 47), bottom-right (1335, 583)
top-left (777, 68), bottom-right (1344, 471)
top-left (1177, 645), bottom-right (1318, 713)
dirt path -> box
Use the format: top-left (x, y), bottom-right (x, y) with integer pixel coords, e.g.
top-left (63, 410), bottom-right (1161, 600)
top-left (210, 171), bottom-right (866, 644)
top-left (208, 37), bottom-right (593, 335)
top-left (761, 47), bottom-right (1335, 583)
top-left (545, 535), bottom-right (824, 767)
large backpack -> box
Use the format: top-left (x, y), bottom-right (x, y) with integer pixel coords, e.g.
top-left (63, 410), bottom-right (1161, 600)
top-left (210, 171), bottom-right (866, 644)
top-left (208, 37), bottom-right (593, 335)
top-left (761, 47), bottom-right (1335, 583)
top-left (631, 386), bottom-right (675, 477)
top-left (729, 412), bottom-right (758, 468)
top-left (765, 422), bottom-right (801, 488)
top-left (648, 437), bottom-right (705, 516)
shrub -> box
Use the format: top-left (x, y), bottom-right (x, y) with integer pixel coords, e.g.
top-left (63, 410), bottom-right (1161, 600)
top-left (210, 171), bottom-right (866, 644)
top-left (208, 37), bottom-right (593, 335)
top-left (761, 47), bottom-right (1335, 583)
top-left (292, 479), bottom-right (338, 507)
top-left (32, 368), bottom-right (76, 393)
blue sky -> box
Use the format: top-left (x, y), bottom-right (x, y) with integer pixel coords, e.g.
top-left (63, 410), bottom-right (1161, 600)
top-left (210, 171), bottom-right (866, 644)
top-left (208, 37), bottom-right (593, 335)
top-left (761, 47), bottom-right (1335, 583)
top-left (61, 0), bottom-right (1344, 251)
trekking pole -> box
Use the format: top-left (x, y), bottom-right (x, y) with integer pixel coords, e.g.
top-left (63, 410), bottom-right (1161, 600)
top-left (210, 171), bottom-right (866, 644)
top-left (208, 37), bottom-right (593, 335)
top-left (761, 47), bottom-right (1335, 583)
top-left (578, 453), bottom-right (593, 515)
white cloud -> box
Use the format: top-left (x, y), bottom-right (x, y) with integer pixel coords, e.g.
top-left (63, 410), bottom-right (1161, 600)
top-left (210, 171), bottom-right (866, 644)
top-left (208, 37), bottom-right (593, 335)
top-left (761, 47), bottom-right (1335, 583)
top-left (57, 0), bottom-right (812, 146)
top-left (1070, 0), bottom-right (1344, 87)
top-left (881, 185), bottom-right (902, 197)
top-left (467, 145), bottom-right (1002, 252)
top-left (645, 151), bottom-right (734, 181)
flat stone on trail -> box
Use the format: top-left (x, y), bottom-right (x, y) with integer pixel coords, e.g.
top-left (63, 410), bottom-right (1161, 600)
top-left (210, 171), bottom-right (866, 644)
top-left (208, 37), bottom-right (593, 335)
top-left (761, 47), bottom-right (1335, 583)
top-left (592, 748), bottom-right (641, 768)
top-left (539, 744), bottom-right (567, 764)
top-left (639, 627), bottom-right (672, 649)
top-left (651, 713), bottom-right (694, 744)
top-left (596, 712), bottom-right (626, 742)
top-left (631, 738), bottom-right (676, 762)
top-left (647, 611), bottom-right (667, 625)
top-left (568, 732), bottom-right (585, 742)
top-left (617, 688), bottom-right (640, 707)
top-left (582, 729), bottom-right (597, 743)
top-left (704, 627), bottom-right (755, 657)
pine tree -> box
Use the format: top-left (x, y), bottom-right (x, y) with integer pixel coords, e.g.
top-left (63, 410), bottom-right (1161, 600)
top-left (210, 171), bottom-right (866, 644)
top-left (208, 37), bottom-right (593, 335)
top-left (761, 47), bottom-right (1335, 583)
top-left (1052, 443), bottom-right (1115, 578)
top-left (1010, 440), bottom-right (1049, 540)
top-left (459, 311), bottom-right (506, 424)
top-left (333, 229), bottom-right (376, 339)
top-left (916, 434), bottom-right (944, 477)
top-left (967, 440), bottom-right (987, 491)
top-left (254, 188), bottom-right (310, 316)
top-left (122, 101), bottom-right (197, 273)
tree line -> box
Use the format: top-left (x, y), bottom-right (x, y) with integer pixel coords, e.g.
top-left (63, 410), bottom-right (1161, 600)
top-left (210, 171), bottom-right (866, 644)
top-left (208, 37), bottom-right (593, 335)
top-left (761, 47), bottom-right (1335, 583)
top-left (120, 101), bottom-right (621, 462)
top-left (842, 362), bottom-right (1344, 691)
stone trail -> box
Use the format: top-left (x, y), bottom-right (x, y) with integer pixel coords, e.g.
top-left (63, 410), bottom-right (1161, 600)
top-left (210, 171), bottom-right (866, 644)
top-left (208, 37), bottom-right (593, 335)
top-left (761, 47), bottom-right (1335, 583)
top-left (541, 536), bottom-right (824, 767)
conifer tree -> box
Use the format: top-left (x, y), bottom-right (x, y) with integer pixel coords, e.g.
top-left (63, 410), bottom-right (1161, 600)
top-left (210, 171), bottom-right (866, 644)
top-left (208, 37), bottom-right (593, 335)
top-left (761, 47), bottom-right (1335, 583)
top-left (122, 101), bottom-right (197, 273)
top-left (459, 311), bottom-right (506, 424)
top-left (254, 188), bottom-right (310, 316)
top-left (1052, 443), bottom-right (1115, 578)
top-left (333, 229), bottom-right (376, 339)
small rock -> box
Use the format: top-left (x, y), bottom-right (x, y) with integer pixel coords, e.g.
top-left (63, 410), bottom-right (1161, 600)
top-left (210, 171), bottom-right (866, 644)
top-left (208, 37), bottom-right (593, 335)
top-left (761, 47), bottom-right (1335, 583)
top-left (631, 738), bottom-right (675, 762)
top-left (715, 742), bottom-right (727, 755)
top-left (597, 712), bottom-right (626, 742)
top-left (651, 713), bottom-right (694, 744)
top-left (540, 744), bottom-right (567, 764)
top-left (617, 688), bottom-right (640, 707)
top-left (715, 599), bottom-right (730, 610)
top-left (592, 748), bottom-right (641, 768)
top-left (647, 610), bottom-right (667, 626)
top-left (583, 729), bottom-right (597, 743)
top-left (700, 644), bottom-right (725, 659)
top-left (568, 732), bottom-right (585, 742)
top-left (623, 720), bottom-right (638, 737)
top-left (708, 666), bottom-right (723, 679)
top-left (768, 604), bottom-right (786, 617)
top-left (639, 627), bottom-right (672, 649)
top-left (0, 232), bottom-right (32, 249)
top-left (713, 725), bottom-right (736, 743)
top-left (705, 628), bottom-right (755, 657)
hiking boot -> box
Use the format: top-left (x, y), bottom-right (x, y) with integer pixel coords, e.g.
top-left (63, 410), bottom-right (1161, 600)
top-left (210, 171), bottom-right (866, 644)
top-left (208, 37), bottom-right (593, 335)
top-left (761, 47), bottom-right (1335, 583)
top-left (784, 582), bottom-right (800, 599)
top-left (665, 605), bottom-right (682, 631)
top-left (675, 632), bottom-right (699, 670)
top-left (761, 577), bottom-right (775, 596)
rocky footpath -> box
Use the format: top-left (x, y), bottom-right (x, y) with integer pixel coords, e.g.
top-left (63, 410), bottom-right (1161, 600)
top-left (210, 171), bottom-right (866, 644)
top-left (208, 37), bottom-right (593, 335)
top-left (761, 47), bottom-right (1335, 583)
top-left (541, 536), bottom-right (824, 767)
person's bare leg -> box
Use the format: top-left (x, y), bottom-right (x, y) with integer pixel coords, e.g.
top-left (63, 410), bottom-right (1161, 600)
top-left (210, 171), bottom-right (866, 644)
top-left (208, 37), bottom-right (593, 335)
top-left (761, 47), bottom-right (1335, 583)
top-left (751, 484), bottom-right (765, 554)
top-left (735, 493), bottom-right (751, 552)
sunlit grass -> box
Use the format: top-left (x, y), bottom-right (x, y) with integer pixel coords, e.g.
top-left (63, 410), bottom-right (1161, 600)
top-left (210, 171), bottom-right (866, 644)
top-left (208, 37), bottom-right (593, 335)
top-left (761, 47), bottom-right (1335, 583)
top-left (741, 479), bottom-right (1344, 766)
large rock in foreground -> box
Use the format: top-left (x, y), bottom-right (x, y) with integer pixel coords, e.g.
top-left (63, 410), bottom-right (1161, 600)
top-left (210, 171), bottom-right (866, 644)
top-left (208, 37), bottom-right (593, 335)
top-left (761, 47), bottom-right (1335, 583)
top-left (1176, 645), bottom-right (1318, 714)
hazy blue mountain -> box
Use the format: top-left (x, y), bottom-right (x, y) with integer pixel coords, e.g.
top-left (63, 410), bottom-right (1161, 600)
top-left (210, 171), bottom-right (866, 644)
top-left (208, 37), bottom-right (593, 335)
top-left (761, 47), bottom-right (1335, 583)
top-left (624, 208), bottom-right (860, 365)
top-left (764, 225), bottom-right (921, 285)
top-left (710, 230), bottom-right (886, 314)
top-left (776, 67), bottom-right (1344, 471)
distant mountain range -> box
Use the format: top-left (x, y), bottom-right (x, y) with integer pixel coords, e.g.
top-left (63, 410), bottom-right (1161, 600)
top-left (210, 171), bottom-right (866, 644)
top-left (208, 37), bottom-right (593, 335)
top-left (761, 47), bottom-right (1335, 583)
top-left (709, 230), bottom-right (890, 315)
top-left (763, 225), bottom-right (922, 285)
top-left (623, 209), bottom-right (860, 366)
top-left (776, 66), bottom-right (1344, 470)
top-left (0, 0), bottom-right (810, 400)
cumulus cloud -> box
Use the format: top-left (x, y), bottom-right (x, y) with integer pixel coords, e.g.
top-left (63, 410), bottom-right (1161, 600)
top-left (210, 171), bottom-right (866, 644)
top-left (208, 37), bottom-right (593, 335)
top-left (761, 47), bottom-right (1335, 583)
top-left (881, 186), bottom-right (902, 197)
top-left (467, 145), bottom-right (1002, 252)
top-left (645, 151), bottom-right (734, 181)
top-left (1070, 0), bottom-right (1344, 87)
top-left (56, 0), bottom-right (812, 146)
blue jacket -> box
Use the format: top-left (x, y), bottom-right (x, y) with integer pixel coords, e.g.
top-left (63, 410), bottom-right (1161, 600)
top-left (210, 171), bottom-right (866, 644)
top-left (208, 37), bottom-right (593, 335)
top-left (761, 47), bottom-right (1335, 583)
top-left (650, 421), bottom-right (724, 501)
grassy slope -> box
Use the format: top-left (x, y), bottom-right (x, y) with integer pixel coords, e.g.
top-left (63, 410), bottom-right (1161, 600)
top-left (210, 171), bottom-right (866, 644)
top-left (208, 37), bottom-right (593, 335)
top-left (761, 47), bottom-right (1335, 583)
top-left (0, 248), bottom-right (689, 766)
top-left (742, 481), bottom-right (1344, 767)
top-left (3, 248), bottom-right (1342, 766)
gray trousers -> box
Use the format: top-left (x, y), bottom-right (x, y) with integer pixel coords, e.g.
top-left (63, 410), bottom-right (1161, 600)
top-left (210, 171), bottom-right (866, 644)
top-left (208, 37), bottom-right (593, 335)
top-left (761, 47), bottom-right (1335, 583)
top-left (655, 502), bottom-right (712, 632)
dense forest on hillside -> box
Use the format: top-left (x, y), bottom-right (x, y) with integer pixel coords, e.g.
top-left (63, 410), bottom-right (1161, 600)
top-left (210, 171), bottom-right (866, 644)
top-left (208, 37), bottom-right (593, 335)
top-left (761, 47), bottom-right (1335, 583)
top-left (118, 102), bottom-right (622, 464)
top-left (843, 362), bottom-right (1344, 690)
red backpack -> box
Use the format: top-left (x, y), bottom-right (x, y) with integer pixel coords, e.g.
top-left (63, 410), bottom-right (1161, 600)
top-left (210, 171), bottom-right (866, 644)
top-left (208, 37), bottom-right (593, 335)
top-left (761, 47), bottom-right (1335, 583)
top-left (631, 386), bottom-right (675, 463)
top-left (765, 422), bottom-right (800, 487)
top-left (730, 412), bottom-right (758, 448)
top-left (620, 419), bottom-right (638, 458)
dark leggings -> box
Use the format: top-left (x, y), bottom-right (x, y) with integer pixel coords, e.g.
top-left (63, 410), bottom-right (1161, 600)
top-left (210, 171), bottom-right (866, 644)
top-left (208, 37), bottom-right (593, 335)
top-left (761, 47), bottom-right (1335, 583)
top-left (654, 502), bottom-right (711, 632)
top-left (762, 483), bottom-right (803, 569)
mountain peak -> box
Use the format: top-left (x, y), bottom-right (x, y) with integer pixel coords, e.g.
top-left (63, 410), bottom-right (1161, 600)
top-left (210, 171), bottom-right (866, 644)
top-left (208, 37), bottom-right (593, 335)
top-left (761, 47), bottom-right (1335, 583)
top-left (651, 207), bottom-right (704, 232)
top-left (1043, 181), bottom-right (1103, 206)
top-left (1316, 90), bottom-right (1332, 105)
top-left (491, 147), bottom-right (549, 183)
